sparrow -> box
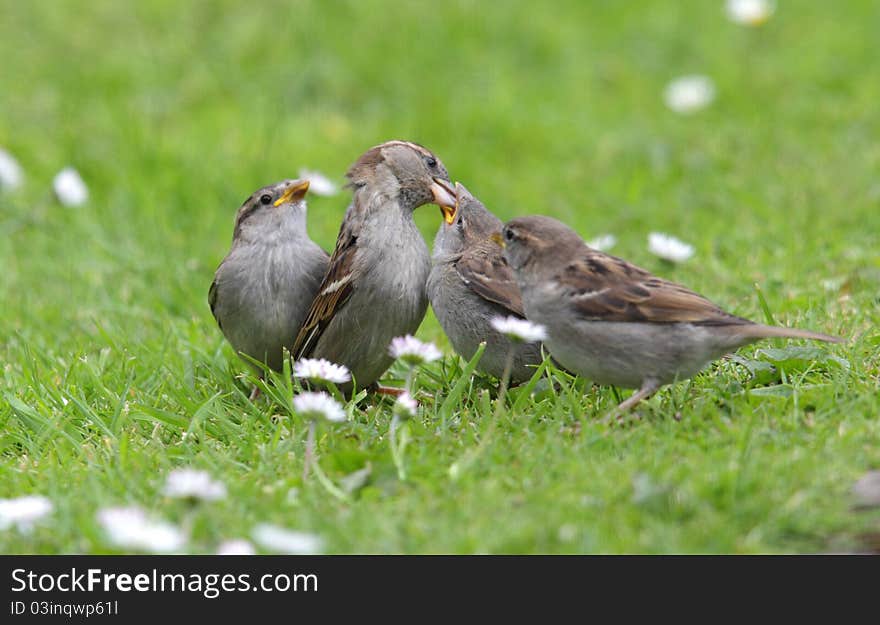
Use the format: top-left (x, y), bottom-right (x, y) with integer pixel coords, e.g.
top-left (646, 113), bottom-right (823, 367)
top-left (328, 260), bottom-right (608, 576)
top-left (427, 181), bottom-right (543, 384)
top-left (499, 215), bottom-right (842, 413)
top-left (291, 140), bottom-right (452, 394)
top-left (209, 179), bottom-right (329, 391)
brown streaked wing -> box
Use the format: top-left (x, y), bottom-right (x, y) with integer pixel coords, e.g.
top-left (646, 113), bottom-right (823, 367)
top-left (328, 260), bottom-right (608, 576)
top-left (291, 223), bottom-right (359, 359)
top-left (455, 240), bottom-right (526, 318)
top-left (208, 276), bottom-right (221, 330)
top-left (561, 249), bottom-right (749, 326)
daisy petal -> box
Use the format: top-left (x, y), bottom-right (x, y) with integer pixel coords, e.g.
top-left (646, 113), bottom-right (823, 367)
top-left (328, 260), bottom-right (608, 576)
top-left (490, 316), bottom-right (547, 343)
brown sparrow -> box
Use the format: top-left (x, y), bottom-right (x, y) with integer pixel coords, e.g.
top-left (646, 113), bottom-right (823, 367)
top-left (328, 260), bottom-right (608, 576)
top-left (427, 181), bottom-right (542, 383)
top-left (209, 179), bottom-right (329, 390)
top-left (499, 215), bottom-right (842, 413)
top-left (291, 140), bottom-right (453, 394)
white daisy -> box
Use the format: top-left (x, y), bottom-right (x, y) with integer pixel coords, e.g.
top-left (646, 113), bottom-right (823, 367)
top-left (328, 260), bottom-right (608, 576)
top-left (298, 168), bottom-right (339, 197)
top-left (0, 495), bottom-right (53, 532)
top-left (162, 468), bottom-right (227, 502)
top-left (293, 358), bottom-right (351, 385)
top-left (490, 316), bottom-right (547, 343)
top-left (725, 0), bottom-right (775, 26)
top-left (852, 471), bottom-right (880, 509)
top-left (388, 335), bottom-right (442, 365)
top-left (587, 234), bottom-right (617, 252)
top-left (251, 524), bottom-right (323, 554)
top-left (664, 75), bottom-right (716, 115)
top-left (0, 148), bottom-right (24, 191)
top-left (216, 539), bottom-right (257, 555)
top-left (393, 392), bottom-right (418, 419)
top-left (97, 506), bottom-right (186, 553)
top-left (648, 232), bottom-right (695, 263)
top-left (293, 391), bottom-right (346, 423)
top-left (52, 167), bottom-right (89, 206)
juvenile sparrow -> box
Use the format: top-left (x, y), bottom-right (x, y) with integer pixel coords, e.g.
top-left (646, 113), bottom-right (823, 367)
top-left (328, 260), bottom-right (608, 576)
top-left (209, 179), bottom-right (329, 387)
top-left (292, 140), bottom-right (453, 394)
top-left (427, 181), bottom-right (543, 384)
top-left (499, 215), bottom-right (842, 413)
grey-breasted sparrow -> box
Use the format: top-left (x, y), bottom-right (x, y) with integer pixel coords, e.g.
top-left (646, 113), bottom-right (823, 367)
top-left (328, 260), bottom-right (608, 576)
top-left (428, 181), bottom-right (542, 384)
top-left (210, 179), bottom-right (329, 388)
top-left (499, 215), bottom-right (842, 413)
top-left (291, 140), bottom-right (453, 394)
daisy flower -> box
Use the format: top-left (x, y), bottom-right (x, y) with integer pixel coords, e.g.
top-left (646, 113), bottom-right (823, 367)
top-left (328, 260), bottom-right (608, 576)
top-left (293, 391), bottom-right (346, 423)
top-left (490, 316), bottom-right (547, 344)
top-left (393, 392), bottom-right (418, 419)
top-left (216, 539), bottom-right (257, 555)
top-left (388, 335), bottom-right (442, 365)
top-left (852, 471), bottom-right (880, 509)
top-left (725, 0), bottom-right (775, 26)
top-left (293, 358), bottom-right (351, 385)
top-left (664, 75), bottom-right (715, 115)
top-left (298, 168), bottom-right (339, 197)
top-left (97, 506), bottom-right (186, 553)
top-left (251, 524), bottom-right (323, 555)
top-left (0, 148), bottom-right (23, 191)
top-left (0, 495), bottom-right (53, 532)
top-left (52, 167), bottom-right (89, 206)
top-left (586, 234), bottom-right (617, 252)
top-left (162, 468), bottom-right (227, 502)
top-left (648, 232), bottom-right (695, 263)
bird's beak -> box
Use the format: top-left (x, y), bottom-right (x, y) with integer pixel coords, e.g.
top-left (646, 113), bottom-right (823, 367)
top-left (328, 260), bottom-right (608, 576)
top-left (274, 179), bottom-right (310, 206)
top-left (430, 178), bottom-right (458, 225)
top-left (490, 232), bottom-right (505, 248)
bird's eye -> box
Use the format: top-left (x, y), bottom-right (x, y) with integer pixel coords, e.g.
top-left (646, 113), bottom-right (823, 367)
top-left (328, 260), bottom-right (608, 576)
top-left (504, 228), bottom-right (515, 241)
top-left (260, 194), bottom-right (272, 205)
top-left (426, 156), bottom-right (437, 169)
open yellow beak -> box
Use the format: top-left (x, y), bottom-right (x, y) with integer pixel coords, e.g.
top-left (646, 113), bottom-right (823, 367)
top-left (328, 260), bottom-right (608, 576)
top-left (274, 179), bottom-right (310, 206)
top-left (490, 232), bottom-right (505, 248)
top-left (430, 178), bottom-right (458, 224)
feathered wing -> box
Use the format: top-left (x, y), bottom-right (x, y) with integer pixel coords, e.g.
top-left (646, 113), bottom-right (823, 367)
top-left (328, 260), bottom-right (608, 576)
top-left (291, 212), bottom-right (361, 359)
top-left (454, 239), bottom-right (527, 318)
top-left (559, 248), bottom-right (751, 326)
top-left (208, 273), bottom-right (222, 330)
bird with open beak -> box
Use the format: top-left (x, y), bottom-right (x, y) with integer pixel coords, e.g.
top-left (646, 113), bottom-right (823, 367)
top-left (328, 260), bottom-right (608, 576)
top-left (291, 140), bottom-right (452, 395)
top-left (497, 215), bottom-right (842, 415)
top-left (427, 181), bottom-right (543, 384)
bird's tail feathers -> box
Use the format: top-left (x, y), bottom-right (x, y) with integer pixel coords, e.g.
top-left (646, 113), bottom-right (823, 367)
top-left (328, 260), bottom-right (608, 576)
top-left (736, 324), bottom-right (843, 344)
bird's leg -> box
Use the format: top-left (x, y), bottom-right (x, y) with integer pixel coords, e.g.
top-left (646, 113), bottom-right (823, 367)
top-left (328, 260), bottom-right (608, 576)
top-left (248, 383), bottom-right (263, 402)
top-left (370, 384), bottom-right (406, 397)
top-left (603, 379), bottom-right (661, 423)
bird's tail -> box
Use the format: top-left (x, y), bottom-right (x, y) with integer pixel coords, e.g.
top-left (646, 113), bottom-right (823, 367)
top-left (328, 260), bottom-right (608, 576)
top-left (736, 324), bottom-right (843, 344)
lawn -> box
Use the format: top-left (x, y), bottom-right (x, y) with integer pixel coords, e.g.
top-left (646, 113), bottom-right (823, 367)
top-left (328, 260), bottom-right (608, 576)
top-left (1, 0), bottom-right (878, 554)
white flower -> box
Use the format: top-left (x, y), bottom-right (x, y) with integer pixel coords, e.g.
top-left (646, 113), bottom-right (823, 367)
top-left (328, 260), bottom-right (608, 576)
top-left (298, 168), bottom-right (339, 197)
top-left (52, 167), bottom-right (89, 206)
top-left (490, 316), bottom-right (547, 343)
top-left (0, 148), bottom-right (24, 190)
top-left (648, 232), bottom-right (695, 263)
top-left (294, 358), bottom-right (351, 385)
top-left (388, 335), bottom-right (442, 365)
top-left (216, 539), bottom-right (256, 555)
top-left (0, 495), bottom-right (53, 532)
top-left (97, 506), bottom-right (186, 553)
top-left (163, 468), bottom-right (227, 502)
top-left (293, 391), bottom-right (346, 423)
top-left (252, 524), bottom-right (323, 554)
top-left (725, 0), bottom-right (774, 26)
top-left (664, 75), bottom-right (715, 114)
top-left (587, 234), bottom-right (617, 252)
top-left (393, 392), bottom-right (418, 419)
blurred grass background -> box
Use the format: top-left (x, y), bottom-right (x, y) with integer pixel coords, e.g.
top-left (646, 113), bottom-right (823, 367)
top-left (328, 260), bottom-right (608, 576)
top-left (1, 0), bottom-right (878, 553)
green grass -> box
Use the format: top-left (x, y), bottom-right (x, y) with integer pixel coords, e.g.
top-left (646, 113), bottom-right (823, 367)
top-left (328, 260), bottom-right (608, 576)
top-left (2, 0), bottom-right (879, 554)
